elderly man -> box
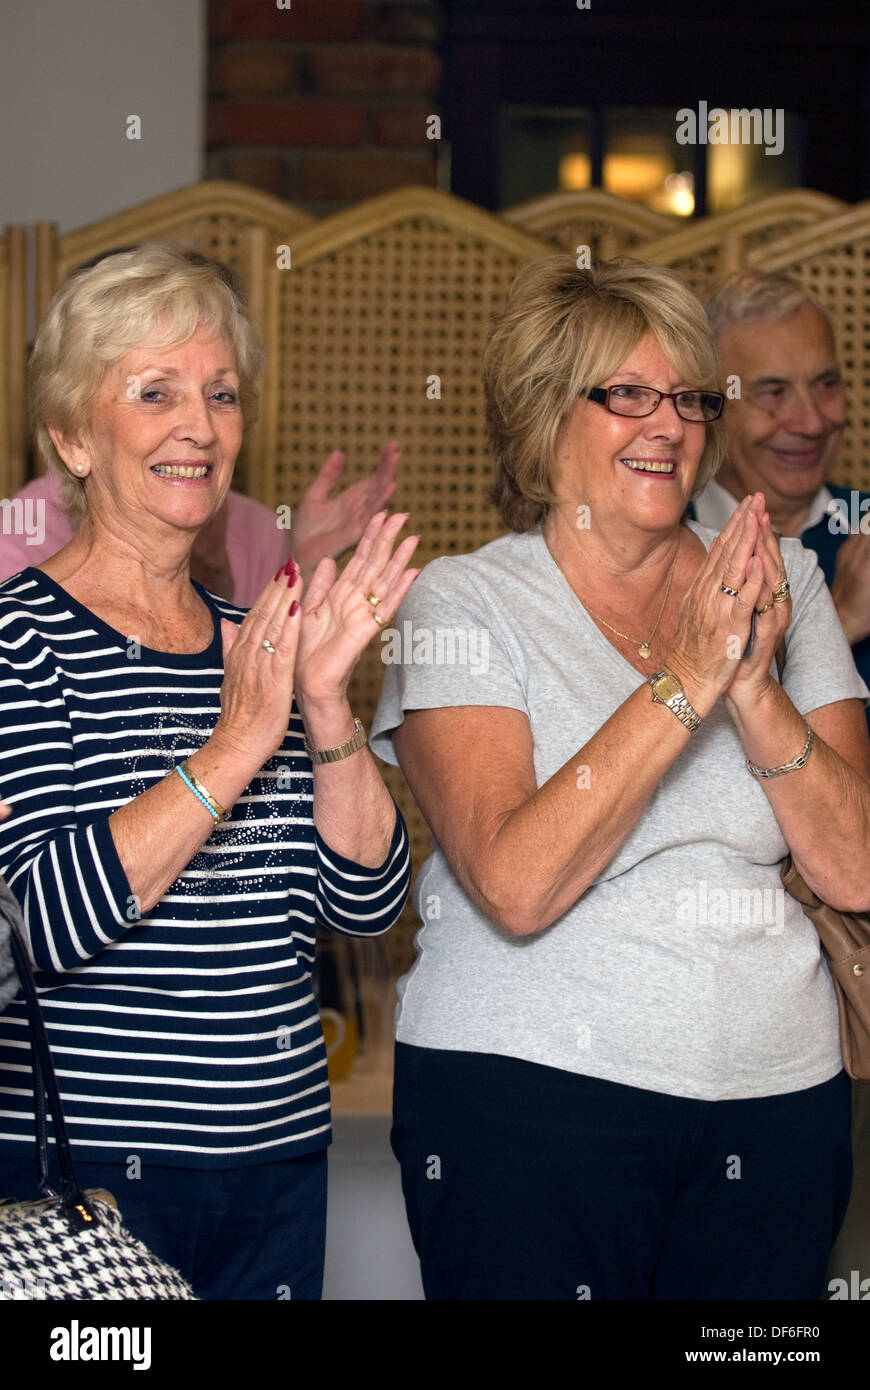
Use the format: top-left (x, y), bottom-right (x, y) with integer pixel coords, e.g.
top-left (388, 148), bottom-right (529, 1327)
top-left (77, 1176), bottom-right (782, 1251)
top-left (688, 270), bottom-right (870, 728)
top-left (691, 269), bottom-right (870, 1297)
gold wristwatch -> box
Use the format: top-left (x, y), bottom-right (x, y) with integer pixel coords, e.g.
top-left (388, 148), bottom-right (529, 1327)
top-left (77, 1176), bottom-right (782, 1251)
top-left (648, 670), bottom-right (702, 733)
top-left (304, 716), bottom-right (368, 764)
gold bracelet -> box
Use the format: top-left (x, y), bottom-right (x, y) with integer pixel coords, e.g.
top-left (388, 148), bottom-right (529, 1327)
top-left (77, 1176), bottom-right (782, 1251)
top-left (177, 760), bottom-right (230, 821)
top-left (304, 717), bottom-right (367, 764)
top-left (745, 721), bottom-right (815, 779)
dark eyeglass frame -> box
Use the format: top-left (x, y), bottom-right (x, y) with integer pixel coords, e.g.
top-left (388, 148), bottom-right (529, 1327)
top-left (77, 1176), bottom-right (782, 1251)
top-left (584, 384), bottom-right (725, 422)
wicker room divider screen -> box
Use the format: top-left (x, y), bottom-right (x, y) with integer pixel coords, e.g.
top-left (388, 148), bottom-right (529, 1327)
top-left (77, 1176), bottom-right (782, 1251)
top-left (0, 226), bottom-right (28, 498)
top-left (638, 190), bottom-right (847, 297)
top-left (502, 188), bottom-right (677, 256)
top-left (5, 182), bottom-right (870, 962)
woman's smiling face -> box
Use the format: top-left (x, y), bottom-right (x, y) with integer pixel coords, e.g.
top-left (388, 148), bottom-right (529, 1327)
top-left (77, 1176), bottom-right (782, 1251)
top-left (552, 331), bottom-right (709, 535)
top-left (55, 322), bottom-right (244, 539)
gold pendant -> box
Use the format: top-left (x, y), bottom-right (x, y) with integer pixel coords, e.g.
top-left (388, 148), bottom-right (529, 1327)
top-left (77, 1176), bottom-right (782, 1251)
top-left (639, 642), bottom-right (651, 659)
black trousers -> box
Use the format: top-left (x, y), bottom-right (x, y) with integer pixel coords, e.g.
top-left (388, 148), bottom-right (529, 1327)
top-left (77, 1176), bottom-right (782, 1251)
top-left (391, 1042), bottom-right (852, 1301)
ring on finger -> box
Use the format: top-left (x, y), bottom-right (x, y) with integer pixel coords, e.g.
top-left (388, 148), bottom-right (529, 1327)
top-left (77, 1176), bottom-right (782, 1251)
top-left (365, 592), bottom-right (381, 608)
top-left (720, 583), bottom-right (740, 597)
top-left (755, 601), bottom-right (774, 615)
top-left (371, 611), bottom-right (385, 628)
top-left (261, 638), bottom-right (277, 655)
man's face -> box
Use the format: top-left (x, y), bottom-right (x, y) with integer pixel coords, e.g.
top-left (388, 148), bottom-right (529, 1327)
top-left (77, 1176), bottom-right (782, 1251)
top-left (717, 303), bottom-right (846, 509)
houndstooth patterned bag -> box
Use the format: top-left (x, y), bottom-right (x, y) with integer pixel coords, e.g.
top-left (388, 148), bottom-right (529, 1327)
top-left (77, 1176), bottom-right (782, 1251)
top-left (0, 892), bottom-right (196, 1300)
top-left (0, 1190), bottom-right (194, 1300)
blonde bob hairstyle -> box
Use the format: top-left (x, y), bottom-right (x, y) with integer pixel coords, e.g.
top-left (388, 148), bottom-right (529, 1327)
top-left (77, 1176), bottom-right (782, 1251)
top-left (29, 243), bottom-right (265, 522)
top-left (484, 256), bottom-right (726, 532)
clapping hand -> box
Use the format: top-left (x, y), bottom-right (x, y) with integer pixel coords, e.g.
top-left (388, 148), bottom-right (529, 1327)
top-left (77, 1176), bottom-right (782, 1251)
top-left (292, 441), bottom-right (401, 580)
top-left (668, 493), bottom-right (791, 711)
top-left (723, 493), bottom-right (792, 707)
top-left (295, 511), bottom-right (419, 710)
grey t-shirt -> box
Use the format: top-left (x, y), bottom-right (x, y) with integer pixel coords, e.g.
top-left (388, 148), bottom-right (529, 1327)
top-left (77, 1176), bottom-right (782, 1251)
top-left (371, 520), bottom-right (870, 1101)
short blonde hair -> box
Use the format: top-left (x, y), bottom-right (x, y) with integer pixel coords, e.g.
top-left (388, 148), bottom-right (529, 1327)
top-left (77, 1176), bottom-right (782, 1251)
top-left (484, 256), bottom-right (726, 531)
top-left (29, 243), bottom-right (264, 522)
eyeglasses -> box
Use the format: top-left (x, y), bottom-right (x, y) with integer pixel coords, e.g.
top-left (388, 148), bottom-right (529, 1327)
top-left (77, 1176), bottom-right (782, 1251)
top-left (584, 384), bottom-right (725, 423)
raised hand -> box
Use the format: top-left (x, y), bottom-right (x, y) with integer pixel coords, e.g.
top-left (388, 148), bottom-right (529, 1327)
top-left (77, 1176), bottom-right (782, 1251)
top-left (831, 531), bottom-right (870, 646)
top-left (295, 511), bottom-right (419, 709)
top-left (292, 441), bottom-right (401, 578)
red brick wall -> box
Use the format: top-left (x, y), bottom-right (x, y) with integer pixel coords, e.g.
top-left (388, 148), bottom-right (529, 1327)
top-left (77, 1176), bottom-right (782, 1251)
top-left (207, 0), bottom-right (443, 213)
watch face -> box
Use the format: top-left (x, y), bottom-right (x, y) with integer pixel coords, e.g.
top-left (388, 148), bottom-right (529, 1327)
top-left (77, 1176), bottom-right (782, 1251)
top-left (653, 674), bottom-right (681, 702)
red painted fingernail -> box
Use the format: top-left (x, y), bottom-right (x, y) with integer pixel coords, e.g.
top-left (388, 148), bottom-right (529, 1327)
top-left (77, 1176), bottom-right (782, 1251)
top-left (284, 566), bottom-right (296, 588)
top-left (273, 566), bottom-right (284, 582)
top-left (289, 600), bottom-right (299, 617)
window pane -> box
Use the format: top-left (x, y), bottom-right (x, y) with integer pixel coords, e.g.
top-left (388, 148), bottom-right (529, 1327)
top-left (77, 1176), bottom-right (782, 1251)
top-left (708, 112), bottom-right (805, 212)
top-left (605, 107), bottom-right (695, 215)
top-left (500, 105), bottom-right (592, 207)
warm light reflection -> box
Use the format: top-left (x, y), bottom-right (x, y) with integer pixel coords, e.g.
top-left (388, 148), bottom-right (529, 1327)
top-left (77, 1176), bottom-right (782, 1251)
top-left (709, 142), bottom-right (750, 211)
top-left (559, 148), bottom-right (695, 215)
top-left (559, 153), bottom-right (591, 189)
top-left (647, 172), bottom-right (695, 216)
top-left (604, 154), bottom-right (672, 198)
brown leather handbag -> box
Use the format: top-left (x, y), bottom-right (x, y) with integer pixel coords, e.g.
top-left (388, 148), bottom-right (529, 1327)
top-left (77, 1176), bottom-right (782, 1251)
top-left (779, 856), bottom-right (870, 1082)
top-left (775, 639), bottom-right (870, 1082)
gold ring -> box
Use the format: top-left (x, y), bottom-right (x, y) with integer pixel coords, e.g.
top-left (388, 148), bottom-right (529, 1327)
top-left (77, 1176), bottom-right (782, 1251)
top-left (773, 580), bottom-right (790, 600)
top-left (755, 601), bottom-right (774, 615)
top-left (720, 583), bottom-right (740, 597)
top-left (365, 593), bottom-right (381, 608)
top-left (262, 638), bottom-right (277, 654)
top-left (371, 612), bottom-right (385, 628)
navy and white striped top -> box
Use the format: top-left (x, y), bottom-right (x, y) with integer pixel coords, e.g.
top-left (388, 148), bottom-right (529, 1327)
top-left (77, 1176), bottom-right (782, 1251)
top-left (0, 569), bottom-right (410, 1169)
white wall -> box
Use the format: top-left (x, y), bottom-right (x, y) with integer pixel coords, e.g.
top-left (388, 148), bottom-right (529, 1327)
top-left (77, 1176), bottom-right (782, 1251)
top-left (0, 0), bottom-right (204, 232)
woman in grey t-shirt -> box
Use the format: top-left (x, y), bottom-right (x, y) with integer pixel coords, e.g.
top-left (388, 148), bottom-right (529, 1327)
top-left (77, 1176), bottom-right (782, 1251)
top-left (372, 256), bottom-right (870, 1300)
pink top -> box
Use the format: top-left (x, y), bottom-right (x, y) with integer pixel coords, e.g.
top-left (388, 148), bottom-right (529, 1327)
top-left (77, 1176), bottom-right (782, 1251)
top-left (0, 473), bottom-right (291, 608)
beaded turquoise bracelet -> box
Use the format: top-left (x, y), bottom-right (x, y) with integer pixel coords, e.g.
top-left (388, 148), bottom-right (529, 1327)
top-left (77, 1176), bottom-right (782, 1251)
top-left (176, 761), bottom-right (230, 822)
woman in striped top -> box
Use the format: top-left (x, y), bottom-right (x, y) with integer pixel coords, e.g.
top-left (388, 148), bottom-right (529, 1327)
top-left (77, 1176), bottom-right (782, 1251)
top-left (0, 244), bottom-right (416, 1299)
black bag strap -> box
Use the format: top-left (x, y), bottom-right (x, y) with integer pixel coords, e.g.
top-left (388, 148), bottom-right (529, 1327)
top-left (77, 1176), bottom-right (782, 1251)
top-left (6, 921), bottom-right (95, 1228)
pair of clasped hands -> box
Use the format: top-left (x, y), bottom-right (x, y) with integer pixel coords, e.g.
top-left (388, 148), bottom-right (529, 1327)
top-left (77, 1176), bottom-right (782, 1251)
top-left (214, 510), bottom-right (420, 765)
top-left (667, 492), bottom-right (791, 715)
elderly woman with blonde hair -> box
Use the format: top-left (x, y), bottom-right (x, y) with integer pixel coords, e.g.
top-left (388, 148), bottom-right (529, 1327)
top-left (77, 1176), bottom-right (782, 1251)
top-left (372, 256), bottom-right (870, 1300)
top-left (0, 244), bottom-right (416, 1299)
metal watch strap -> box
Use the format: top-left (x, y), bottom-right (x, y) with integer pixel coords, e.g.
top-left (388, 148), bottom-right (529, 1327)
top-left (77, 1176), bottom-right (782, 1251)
top-left (648, 669), bottom-right (702, 734)
top-left (304, 716), bottom-right (367, 764)
top-left (665, 691), bottom-right (701, 732)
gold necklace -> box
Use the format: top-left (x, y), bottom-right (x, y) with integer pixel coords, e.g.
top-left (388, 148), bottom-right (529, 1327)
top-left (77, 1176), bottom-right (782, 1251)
top-left (545, 531), bottom-right (681, 661)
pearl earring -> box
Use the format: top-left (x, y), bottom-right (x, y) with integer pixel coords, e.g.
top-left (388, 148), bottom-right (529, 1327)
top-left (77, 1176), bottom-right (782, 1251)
top-left (75, 465), bottom-right (84, 474)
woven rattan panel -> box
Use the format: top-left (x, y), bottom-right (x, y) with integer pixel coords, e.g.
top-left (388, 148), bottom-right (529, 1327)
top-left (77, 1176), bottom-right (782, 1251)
top-left (0, 238), bottom-right (10, 488)
top-left (638, 193), bottom-right (848, 302)
top-left (750, 215), bottom-right (870, 493)
top-left (504, 191), bottom-right (675, 258)
top-left (647, 250), bottom-right (724, 300)
top-left (265, 204), bottom-right (549, 967)
top-left (0, 227), bottom-right (28, 496)
top-left (524, 215), bottom-right (667, 257)
top-left (56, 212), bottom-right (260, 291)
